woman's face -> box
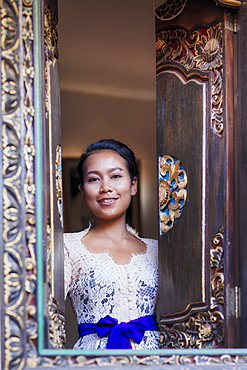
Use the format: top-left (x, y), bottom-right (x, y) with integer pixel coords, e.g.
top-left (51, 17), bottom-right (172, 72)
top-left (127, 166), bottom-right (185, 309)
top-left (81, 150), bottom-right (137, 222)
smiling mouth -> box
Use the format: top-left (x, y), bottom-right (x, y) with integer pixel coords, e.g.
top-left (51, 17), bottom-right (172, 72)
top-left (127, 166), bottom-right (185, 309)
top-left (98, 198), bottom-right (117, 204)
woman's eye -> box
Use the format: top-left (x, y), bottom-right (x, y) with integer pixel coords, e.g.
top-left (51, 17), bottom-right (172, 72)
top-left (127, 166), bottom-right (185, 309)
top-left (88, 177), bottom-right (99, 182)
top-left (112, 174), bottom-right (122, 179)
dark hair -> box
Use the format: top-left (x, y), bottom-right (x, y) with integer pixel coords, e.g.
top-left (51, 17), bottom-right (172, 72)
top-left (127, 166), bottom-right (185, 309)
top-left (77, 139), bottom-right (138, 186)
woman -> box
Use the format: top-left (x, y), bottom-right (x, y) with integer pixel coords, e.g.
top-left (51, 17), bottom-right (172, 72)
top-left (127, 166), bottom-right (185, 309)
top-left (64, 139), bottom-right (159, 350)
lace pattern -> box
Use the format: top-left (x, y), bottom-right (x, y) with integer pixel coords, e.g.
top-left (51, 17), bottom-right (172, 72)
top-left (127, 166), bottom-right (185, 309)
top-left (64, 226), bottom-right (159, 350)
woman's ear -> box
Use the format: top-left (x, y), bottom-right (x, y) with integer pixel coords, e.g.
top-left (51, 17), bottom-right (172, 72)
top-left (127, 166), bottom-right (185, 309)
top-left (131, 177), bottom-right (138, 196)
top-left (78, 183), bottom-right (85, 200)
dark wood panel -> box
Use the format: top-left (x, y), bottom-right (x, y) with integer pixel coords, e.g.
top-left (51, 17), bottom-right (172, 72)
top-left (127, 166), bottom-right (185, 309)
top-left (237, 0), bottom-right (247, 348)
top-left (223, 11), bottom-right (237, 348)
top-left (157, 71), bottom-right (210, 321)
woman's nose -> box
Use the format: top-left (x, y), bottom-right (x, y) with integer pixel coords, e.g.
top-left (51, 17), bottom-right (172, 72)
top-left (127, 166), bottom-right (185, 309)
top-left (100, 179), bottom-right (112, 193)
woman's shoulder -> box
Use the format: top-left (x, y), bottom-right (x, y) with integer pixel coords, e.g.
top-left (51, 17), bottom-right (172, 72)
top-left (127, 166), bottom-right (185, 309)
top-left (141, 237), bottom-right (158, 247)
top-left (64, 226), bottom-right (90, 250)
top-left (141, 237), bottom-right (158, 255)
top-left (127, 225), bottom-right (158, 248)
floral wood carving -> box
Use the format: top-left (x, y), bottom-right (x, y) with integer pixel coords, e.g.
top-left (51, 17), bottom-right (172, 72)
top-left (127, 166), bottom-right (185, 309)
top-left (44, 2), bottom-right (59, 61)
top-left (22, 0), bottom-right (39, 364)
top-left (1, 0), bottom-right (26, 369)
top-left (160, 230), bottom-right (224, 349)
top-left (2, 0), bottom-right (246, 368)
top-left (156, 23), bottom-right (223, 136)
top-left (55, 145), bottom-right (64, 228)
top-left (48, 297), bottom-right (66, 348)
top-left (44, 2), bottom-right (65, 349)
top-left (159, 155), bottom-right (188, 233)
top-left (153, 0), bottom-right (241, 21)
top-left (46, 224), bottom-right (66, 349)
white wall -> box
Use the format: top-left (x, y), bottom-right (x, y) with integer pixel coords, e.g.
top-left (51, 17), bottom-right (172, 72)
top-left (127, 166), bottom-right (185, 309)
top-left (61, 89), bottom-right (158, 239)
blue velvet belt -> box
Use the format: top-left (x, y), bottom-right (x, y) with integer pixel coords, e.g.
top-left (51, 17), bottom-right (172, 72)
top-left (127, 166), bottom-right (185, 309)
top-left (78, 314), bottom-right (159, 349)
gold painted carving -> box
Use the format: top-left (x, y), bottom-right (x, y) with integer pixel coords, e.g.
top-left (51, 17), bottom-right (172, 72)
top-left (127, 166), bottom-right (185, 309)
top-left (22, 0), bottom-right (39, 363)
top-left (44, 2), bottom-right (59, 61)
top-left (156, 23), bottom-right (223, 135)
top-left (1, 0), bottom-right (245, 368)
top-left (160, 230), bottom-right (224, 349)
top-left (44, 2), bottom-right (59, 116)
top-left (213, 0), bottom-right (242, 8)
top-left (55, 145), bottom-right (64, 228)
top-left (153, 0), bottom-right (188, 21)
top-left (46, 223), bottom-right (66, 349)
top-left (22, 0), bottom-right (40, 366)
top-left (48, 297), bottom-right (66, 348)
top-left (27, 353), bottom-right (247, 367)
top-left (44, 3), bottom-right (65, 349)
top-left (159, 155), bottom-right (188, 233)
top-left (1, 1), bottom-right (25, 369)
top-left (1, 0), bottom-right (38, 368)
top-left (2, 0), bottom-right (41, 366)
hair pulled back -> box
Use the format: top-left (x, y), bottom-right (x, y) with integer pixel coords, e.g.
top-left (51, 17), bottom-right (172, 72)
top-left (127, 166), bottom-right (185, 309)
top-left (77, 139), bottom-right (138, 187)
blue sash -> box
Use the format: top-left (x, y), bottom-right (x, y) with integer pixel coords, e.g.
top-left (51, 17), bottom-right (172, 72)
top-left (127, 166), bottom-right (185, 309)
top-left (78, 314), bottom-right (159, 349)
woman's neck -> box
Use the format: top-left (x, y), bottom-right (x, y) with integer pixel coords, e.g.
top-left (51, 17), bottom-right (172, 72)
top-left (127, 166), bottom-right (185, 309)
top-left (91, 216), bottom-right (129, 240)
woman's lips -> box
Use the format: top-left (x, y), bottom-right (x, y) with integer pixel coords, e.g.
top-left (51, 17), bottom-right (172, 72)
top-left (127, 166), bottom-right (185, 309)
top-left (97, 198), bottom-right (117, 205)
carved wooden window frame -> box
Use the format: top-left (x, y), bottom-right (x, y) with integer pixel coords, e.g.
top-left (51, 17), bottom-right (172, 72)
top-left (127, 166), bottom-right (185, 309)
top-left (1, 0), bottom-right (247, 368)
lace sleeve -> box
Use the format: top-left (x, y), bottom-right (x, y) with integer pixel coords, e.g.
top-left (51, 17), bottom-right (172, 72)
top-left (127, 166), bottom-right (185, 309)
top-left (64, 241), bottom-right (72, 299)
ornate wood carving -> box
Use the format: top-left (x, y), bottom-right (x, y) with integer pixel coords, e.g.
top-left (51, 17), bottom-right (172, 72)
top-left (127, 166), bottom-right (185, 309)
top-left (44, 1), bottom-right (58, 61)
top-left (44, 1), bottom-right (65, 349)
top-left (160, 230), bottom-right (224, 349)
top-left (154, 0), bottom-right (188, 21)
top-left (159, 155), bottom-right (188, 233)
top-left (22, 0), bottom-right (39, 363)
top-left (27, 354), bottom-right (247, 367)
top-left (212, 0), bottom-right (242, 8)
top-left (1, 0), bottom-right (27, 369)
top-left (47, 224), bottom-right (66, 349)
top-left (156, 23), bottom-right (223, 136)
top-left (154, 0), bottom-right (242, 22)
top-left (1, 0), bottom-right (246, 368)
top-left (55, 144), bottom-right (64, 228)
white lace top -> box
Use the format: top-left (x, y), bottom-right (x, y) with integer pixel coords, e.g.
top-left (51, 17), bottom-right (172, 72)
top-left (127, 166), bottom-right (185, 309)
top-left (64, 226), bottom-right (159, 350)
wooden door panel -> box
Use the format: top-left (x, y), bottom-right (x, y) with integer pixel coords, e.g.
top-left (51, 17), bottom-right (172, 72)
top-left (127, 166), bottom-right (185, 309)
top-left (238, 1), bottom-right (247, 348)
top-left (156, 0), bottom-right (237, 348)
top-left (157, 71), bottom-right (210, 320)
